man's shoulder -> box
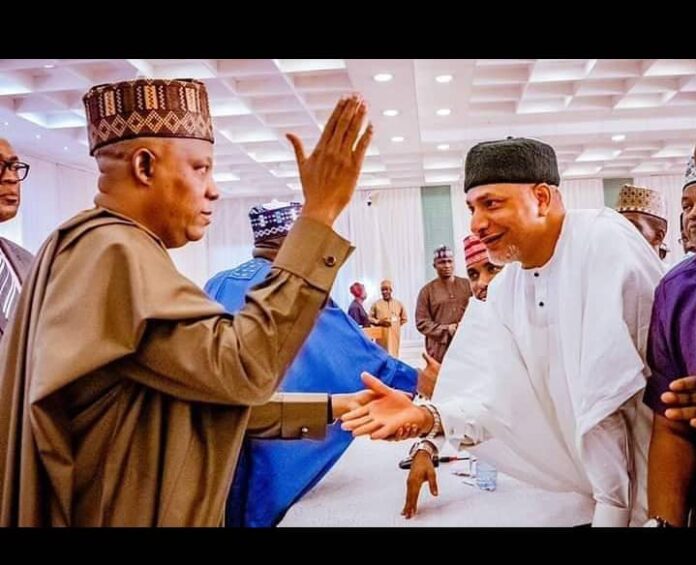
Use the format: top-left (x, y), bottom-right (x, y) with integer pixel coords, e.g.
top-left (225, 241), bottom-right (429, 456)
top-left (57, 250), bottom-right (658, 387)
top-left (658, 255), bottom-right (696, 296)
top-left (209, 258), bottom-right (270, 284)
top-left (0, 237), bottom-right (32, 262)
top-left (56, 208), bottom-right (163, 255)
top-left (568, 207), bottom-right (660, 267)
top-left (571, 207), bottom-right (639, 247)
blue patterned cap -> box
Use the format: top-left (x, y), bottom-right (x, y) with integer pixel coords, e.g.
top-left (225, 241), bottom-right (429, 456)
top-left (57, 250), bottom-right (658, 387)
top-left (433, 245), bottom-right (454, 260)
top-left (249, 201), bottom-right (303, 244)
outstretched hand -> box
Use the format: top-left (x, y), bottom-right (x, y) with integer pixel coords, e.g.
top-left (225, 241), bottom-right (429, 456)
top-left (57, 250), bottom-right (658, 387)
top-left (340, 372), bottom-right (430, 440)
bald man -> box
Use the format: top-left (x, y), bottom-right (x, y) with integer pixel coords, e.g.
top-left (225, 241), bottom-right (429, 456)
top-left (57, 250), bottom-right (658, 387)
top-left (0, 138), bottom-right (33, 340)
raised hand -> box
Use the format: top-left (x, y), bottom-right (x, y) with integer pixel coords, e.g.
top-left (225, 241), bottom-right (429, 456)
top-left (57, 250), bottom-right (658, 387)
top-left (287, 94), bottom-right (373, 227)
top-left (416, 352), bottom-right (441, 399)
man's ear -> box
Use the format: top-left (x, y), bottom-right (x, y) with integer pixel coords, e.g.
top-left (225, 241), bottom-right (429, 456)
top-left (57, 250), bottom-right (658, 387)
top-left (653, 225), bottom-right (667, 248)
top-left (532, 183), bottom-right (553, 217)
top-left (132, 147), bottom-right (156, 185)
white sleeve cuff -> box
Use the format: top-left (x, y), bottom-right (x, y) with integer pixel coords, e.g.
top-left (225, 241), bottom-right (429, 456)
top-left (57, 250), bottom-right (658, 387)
top-left (592, 503), bottom-right (630, 527)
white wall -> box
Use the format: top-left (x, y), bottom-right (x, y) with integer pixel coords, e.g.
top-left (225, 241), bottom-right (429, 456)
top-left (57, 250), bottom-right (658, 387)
top-left (18, 154), bottom-right (97, 253)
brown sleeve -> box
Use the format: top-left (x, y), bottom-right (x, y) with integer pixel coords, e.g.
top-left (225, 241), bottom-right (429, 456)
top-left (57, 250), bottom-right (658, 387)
top-left (43, 217), bottom-right (352, 407)
top-left (133, 217), bottom-right (352, 405)
top-left (246, 393), bottom-right (329, 440)
top-left (415, 285), bottom-right (449, 341)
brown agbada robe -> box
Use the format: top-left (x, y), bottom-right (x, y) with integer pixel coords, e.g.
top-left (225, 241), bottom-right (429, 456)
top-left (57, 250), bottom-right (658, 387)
top-left (370, 299), bottom-right (407, 357)
top-left (0, 207), bottom-right (351, 526)
top-left (415, 277), bottom-right (471, 362)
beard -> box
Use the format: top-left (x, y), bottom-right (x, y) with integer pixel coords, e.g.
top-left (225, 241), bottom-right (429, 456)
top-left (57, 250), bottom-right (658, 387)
top-left (489, 241), bottom-right (522, 265)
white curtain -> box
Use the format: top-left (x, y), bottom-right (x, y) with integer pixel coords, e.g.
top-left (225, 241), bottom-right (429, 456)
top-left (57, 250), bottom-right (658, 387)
top-left (337, 188), bottom-right (426, 344)
top-left (450, 182), bottom-right (472, 278)
top-left (633, 175), bottom-right (685, 268)
top-left (558, 178), bottom-right (605, 210)
top-left (197, 189), bottom-right (426, 344)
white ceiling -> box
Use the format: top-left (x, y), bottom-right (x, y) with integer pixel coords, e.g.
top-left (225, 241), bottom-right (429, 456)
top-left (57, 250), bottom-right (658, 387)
top-left (2, 58), bottom-right (695, 199)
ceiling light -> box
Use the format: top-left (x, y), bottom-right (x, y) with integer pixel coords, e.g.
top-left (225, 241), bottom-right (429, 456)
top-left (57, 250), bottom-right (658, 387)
top-left (391, 136), bottom-right (405, 143)
top-left (35, 134), bottom-right (41, 140)
top-left (382, 109), bottom-right (399, 117)
top-left (437, 144), bottom-right (450, 151)
top-left (436, 108), bottom-right (451, 116)
top-left (43, 64), bottom-right (56, 69)
top-left (435, 74), bottom-right (453, 83)
top-left (612, 134), bottom-right (626, 142)
top-left (373, 73), bottom-right (393, 82)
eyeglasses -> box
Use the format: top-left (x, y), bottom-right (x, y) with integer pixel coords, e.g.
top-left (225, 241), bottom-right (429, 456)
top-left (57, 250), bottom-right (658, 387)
top-left (0, 160), bottom-right (30, 181)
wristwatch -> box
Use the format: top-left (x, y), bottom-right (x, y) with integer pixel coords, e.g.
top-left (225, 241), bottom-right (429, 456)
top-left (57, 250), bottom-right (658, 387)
top-left (408, 439), bottom-right (439, 465)
top-left (643, 516), bottom-right (675, 528)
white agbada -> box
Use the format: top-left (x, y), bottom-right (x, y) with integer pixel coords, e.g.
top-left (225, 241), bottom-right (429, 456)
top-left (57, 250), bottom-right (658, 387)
top-left (433, 208), bottom-right (665, 526)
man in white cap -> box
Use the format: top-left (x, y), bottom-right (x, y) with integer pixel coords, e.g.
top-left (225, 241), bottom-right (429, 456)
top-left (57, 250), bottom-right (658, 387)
top-left (615, 184), bottom-right (669, 260)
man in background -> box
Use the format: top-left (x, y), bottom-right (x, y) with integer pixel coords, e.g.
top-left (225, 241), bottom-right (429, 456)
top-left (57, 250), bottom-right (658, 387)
top-left (615, 184), bottom-right (669, 260)
top-left (415, 245), bottom-right (471, 362)
top-left (370, 279), bottom-right (407, 357)
top-left (347, 281), bottom-right (371, 327)
top-left (205, 201), bottom-right (421, 526)
top-left (0, 138), bottom-right (33, 340)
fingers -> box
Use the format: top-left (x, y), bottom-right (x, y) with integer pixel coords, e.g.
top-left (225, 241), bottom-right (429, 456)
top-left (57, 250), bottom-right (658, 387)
top-left (344, 414), bottom-right (373, 430)
top-left (361, 372), bottom-right (393, 396)
top-left (664, 407), bottom-right (696, 422)
top-left (427, 468), bottom-right (439, 497)
top-left (316, 96), bottom-right (349, 148)
top-left (353, 123), bottom-right (374, 167)
top-left (370, 422), bottom-right (399, 440)
top-left (352, 420), bottom-right (384, 438)
top-left (340, 405), bottom-right (370, 425)
top-left (328, 95), bottom-right (361, 153)
top-left (669, 376), bottom-right (696, 392)
top-left (341, 99), bottom-right (368, 152)
top-left (402, 482), bottom-right (421, 519)
top-left (286, 133), bottom-right (306, 166)
top-left (661, 390), bottom-right (696, 406)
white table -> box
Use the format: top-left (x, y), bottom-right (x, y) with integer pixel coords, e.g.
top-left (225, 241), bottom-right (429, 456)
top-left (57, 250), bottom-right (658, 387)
top-left (279, 437), bottom-right (594, 527)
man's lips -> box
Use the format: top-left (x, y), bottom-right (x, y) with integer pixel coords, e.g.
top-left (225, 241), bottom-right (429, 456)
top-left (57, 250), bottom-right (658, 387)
top-left (0, 194), bottom-right (19, 204)
top-left (481, 233), bottom-right (504, 246)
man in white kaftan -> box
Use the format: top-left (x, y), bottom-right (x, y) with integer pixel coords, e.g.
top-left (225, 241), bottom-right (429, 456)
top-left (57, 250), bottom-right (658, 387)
top-left (342, 137), bottom-right (666, 527)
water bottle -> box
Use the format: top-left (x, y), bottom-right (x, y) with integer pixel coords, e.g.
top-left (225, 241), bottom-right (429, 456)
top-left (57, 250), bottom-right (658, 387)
top-left (475, 459), bottom-right (497, 491)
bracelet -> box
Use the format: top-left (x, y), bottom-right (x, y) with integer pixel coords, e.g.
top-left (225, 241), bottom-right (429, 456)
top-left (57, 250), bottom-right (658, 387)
top-left (421, 403), bottom-right (442, 440)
